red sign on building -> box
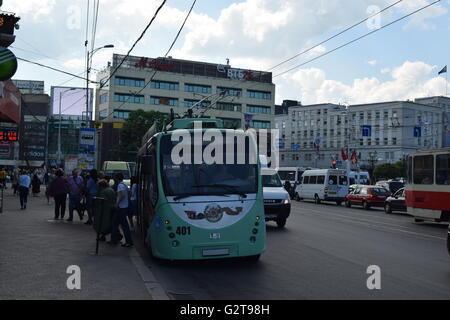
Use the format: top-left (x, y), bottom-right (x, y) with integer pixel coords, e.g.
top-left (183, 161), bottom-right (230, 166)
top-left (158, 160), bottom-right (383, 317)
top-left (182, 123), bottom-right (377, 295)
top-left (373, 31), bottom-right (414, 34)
top-left (135, 57), bottom-right (174, 71)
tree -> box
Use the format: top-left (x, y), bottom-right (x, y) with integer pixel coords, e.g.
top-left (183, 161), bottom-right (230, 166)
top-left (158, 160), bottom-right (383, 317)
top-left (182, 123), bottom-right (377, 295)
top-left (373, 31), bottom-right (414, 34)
top-left (373, 161), bottom-right (406, 181)
top-left (117, 110), bottom-right (167, 162)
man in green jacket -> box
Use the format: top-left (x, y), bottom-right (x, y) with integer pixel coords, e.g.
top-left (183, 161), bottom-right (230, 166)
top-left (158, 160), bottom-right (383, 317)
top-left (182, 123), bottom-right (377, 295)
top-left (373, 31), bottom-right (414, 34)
top-left (93, 179), bottom-right (117, 241)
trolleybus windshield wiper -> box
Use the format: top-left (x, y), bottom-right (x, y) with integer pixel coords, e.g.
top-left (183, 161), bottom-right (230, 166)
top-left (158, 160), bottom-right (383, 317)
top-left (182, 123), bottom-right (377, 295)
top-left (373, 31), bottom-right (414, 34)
top-left (192, 184), bottom-right (248, 199)
top-left (173, 193), bottom-right (231, 201)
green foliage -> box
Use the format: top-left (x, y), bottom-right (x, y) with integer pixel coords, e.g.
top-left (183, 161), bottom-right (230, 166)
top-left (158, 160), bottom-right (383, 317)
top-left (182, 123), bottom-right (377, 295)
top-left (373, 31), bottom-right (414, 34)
top-left (118, 110), bottom-right (167, 162)
top-left (373, 161), bottom-right (406, 180)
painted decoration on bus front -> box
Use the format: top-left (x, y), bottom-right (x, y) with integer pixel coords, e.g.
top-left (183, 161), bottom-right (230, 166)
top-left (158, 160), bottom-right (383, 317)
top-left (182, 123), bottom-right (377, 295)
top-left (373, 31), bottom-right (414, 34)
top-left (168, 195), bottom-right (255, 230)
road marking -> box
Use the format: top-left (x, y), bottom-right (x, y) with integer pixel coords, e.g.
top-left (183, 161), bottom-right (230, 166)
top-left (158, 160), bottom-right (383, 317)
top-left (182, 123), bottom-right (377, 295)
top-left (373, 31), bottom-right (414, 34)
top-left (298, 206), bottom-right (446, 241)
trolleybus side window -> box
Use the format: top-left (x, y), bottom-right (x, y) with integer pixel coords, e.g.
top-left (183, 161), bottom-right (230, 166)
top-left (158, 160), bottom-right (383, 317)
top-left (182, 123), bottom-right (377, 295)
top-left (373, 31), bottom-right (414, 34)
top-left (413, 155), bottom-right (434, 185)
top-left (436, 154), bottom-right (450, 185)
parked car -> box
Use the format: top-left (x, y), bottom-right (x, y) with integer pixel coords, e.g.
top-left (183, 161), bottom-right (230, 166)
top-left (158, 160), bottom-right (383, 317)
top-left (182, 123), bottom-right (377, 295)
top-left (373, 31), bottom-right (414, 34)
top-left (375, 180), bottom-right (404, 194)
top-left (345, 186), bottom-right (391, 210)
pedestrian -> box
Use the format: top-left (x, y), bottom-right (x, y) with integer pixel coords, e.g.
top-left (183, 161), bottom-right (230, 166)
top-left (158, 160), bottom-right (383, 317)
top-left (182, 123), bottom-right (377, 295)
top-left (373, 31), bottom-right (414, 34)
top-left (45, 169), bottom-right (56, 205)
top-left (93, 179), bottom-right (117, 242)
top-left (109, 173), bottom-right (133, 247)
top-left (31, 172), bottom-right (41, 197)
top-left (67, 169), bottom-right (85, 222)
top-left (0, 167), bottom-right (6, 189)
top-left (129, 176), bottom-right (138, 231)
top-left (18, 170), bottom-right (31, 210)
top-left (85, 169), bottom-right (99, 225)
top-left (12, 168), bottom-right (19, 196)
top-left (48, 169), bottom-right (69, 220)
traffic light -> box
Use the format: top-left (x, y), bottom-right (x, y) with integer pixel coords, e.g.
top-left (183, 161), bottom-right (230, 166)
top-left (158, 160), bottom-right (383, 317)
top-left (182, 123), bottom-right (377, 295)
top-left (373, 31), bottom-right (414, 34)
top-left (332, 161), bottom-right (337, 169)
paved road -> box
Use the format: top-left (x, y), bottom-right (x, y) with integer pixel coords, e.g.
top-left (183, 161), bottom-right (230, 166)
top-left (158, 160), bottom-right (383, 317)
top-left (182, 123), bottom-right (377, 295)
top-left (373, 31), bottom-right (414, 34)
top-left (137, 200), bottom-right (450, 300)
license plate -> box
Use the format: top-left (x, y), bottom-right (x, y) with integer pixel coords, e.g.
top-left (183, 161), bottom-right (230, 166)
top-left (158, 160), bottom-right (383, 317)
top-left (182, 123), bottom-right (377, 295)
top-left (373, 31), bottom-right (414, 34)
top-left (203, 249), bottom-right (230, 257)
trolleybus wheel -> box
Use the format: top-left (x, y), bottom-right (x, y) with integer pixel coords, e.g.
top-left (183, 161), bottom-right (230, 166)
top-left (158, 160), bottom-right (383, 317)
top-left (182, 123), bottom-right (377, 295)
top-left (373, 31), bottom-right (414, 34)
top-left (414, 218), bottom-right (424, 223)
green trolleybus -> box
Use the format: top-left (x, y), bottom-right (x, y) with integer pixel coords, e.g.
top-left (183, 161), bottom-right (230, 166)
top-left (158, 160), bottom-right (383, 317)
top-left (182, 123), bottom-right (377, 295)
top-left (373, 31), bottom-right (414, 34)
top-left (137, 118), bottom-right (266, 261)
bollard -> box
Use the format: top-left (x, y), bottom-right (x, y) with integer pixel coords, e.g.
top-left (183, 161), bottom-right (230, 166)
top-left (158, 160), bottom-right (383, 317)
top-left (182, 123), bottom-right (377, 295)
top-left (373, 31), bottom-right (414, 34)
top-left (93, 197), bottom-right (106, 255)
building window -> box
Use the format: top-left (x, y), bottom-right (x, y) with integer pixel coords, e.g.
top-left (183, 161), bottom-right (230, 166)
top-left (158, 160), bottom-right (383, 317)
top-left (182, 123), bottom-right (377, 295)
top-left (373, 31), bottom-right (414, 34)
top-left (114, 93), bottom-right (145, 104)
top-left (185, 84), bottom-right (212, 94)
top-left (252, 120), bottom-right (271, 129)
top-left (113, 109), bottom-right (132, 120)
top-left (247, 90), bottom-right (272, 100)
top-left (115, 77), bottom-right (145, 87)
top-left (392, 137), bottom-right (397, 145)
top-left (151, 80), bottom-right (179, 91)
top-left (384, 111), bottom-right (389, 120)
top-left (184, 99), bottom-right (210, 108)
top-left (99, 109), bottom-right (108, 120)
top-left (217, 87), bottom-right (242, 97)
top-left (247, 105), bottom-right (271, 115)
top-left (384, 138), bottom-right (388, 145)
top-left (100, 93), bottom-right (108, 104)
top-left (150, 96), bottom-right (179, 107)
top-left (217, 102), bottom-right (242, 112)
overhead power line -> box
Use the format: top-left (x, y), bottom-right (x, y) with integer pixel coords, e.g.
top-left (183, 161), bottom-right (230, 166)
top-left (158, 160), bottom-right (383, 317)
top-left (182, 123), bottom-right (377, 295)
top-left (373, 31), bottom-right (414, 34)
top-left (274, 0), bottom-right (442, 78)
top-left (268, 0), bottom-right (403, 71)
top-left (103, 0), bottom-right (196, 119)
top-left (99, 0), bottom-right (167, 89)
top-left (17, 57), bottom-right (98, 83)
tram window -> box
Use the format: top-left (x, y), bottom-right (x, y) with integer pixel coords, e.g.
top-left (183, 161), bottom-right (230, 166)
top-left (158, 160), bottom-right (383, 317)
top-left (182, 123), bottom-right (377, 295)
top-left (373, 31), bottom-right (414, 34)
top-left (407, 156), bottom-right (413, 184)
top-left (436, 154), bottom-right (450, 185)
top-left (413, 155), bottom-right (434, 185)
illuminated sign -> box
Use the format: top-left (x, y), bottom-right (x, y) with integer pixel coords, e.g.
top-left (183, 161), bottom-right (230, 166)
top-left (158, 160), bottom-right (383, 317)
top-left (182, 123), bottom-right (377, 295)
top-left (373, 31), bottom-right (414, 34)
top-left (217, 65), bottom-right (255, 80)
top-left (0, 128), bottom-right (18, 141)
top-left (135, 57), bottom-right (174, 71)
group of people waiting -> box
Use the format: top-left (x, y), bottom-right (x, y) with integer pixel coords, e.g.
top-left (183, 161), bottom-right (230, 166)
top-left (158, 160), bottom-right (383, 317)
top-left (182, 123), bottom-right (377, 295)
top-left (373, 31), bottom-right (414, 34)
top-left (46, 168), bottom-right (137, 248)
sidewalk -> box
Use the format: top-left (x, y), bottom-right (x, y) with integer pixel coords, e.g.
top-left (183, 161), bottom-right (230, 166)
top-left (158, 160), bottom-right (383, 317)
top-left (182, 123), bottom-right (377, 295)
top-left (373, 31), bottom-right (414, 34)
top-left (0, 185), bottom-right (168, 300)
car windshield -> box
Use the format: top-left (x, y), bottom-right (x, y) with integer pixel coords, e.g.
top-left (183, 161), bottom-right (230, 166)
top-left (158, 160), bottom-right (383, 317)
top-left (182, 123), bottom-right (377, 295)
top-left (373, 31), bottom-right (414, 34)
top-left (160, 133), bottom-right (258, 197)
top-left (278, 171), bottom-right (296, 181)
top-left (262, 173), bottom-right (283, 187)
top-left (104, 170), bottom-right (130, 179)
top-left (389, 182), bottom-right (404, 192)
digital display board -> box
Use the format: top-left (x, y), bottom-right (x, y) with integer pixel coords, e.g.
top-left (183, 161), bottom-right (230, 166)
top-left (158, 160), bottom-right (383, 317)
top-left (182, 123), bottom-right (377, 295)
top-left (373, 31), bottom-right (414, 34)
top-left (0, 128), bottom-right (18, 142)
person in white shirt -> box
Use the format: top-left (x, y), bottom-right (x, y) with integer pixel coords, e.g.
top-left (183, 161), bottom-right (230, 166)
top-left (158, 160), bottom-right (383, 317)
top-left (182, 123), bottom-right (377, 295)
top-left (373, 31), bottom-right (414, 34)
top-left (109, 173), bottom-right (133, 247)
top-left (19, 170), bottom-right (31, 210)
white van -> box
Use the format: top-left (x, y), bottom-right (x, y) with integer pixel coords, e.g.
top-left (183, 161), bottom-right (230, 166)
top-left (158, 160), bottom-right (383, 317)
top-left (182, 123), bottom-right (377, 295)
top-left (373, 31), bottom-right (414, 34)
top-left (348, 171), bottom-right (370, 186)
top-left (295, 169), bottom-right (349, 205)
top-left (260, 156), bottom-right (291, 228)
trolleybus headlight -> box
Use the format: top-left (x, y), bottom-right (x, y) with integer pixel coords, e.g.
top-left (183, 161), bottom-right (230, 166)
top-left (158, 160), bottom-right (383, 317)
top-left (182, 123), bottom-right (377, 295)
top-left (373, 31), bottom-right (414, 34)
top-left (255, 222), bottom-right (260, 227)
top-left (252, 228), bottom-right (258, 235)
top-left (169, 233), bottom-right (176, 239)
top-left (165, 220), bottom-right (171, 225)
top-left (256, 216), bottom-right (261, 221)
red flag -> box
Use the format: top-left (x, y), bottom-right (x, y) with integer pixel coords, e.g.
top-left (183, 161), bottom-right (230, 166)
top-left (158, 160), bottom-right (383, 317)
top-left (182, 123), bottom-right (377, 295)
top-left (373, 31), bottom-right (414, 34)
top-left (351, 150), bottom-right (358, 165)
top-left (341, 149), bottom-right (348, 161)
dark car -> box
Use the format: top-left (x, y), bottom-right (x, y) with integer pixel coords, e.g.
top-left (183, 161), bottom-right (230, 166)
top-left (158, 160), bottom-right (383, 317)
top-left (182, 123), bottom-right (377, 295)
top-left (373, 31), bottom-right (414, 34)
top-left (376, 180), bottom-right (404, 194)
top-left (384, 188), bottom-right (406, 214)
top-left (345, 186), bottom-right (391, 210)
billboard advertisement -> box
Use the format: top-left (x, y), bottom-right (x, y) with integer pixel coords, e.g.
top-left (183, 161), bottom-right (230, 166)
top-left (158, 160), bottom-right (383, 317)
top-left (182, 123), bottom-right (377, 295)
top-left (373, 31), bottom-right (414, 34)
top-left (51, 86), bottom-right (93, 120)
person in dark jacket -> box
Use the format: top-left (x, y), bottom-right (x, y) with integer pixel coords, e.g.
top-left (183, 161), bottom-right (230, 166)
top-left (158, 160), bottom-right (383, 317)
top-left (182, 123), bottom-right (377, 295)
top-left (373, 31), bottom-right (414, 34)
top-left (31, 172), bottom-right (41, 197)
top-left (48, 169), bottom-right (69, 220)
top-left (93, 180), bottom-right (117, 241)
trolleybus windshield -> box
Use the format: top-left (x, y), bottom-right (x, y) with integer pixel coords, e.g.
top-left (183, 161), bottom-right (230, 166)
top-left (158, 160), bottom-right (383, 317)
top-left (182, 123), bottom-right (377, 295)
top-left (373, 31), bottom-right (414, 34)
top-left (160, 134), bottom-right (258, 198)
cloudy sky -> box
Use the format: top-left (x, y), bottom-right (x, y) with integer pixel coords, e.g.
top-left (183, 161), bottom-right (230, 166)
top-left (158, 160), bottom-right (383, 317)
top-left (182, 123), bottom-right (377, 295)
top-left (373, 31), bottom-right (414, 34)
top-left (4, 0), bottom-right (450, 112)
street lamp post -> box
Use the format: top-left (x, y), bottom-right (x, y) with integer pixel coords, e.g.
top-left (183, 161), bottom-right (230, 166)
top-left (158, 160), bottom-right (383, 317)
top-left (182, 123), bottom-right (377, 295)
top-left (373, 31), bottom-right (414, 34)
top-left (85, 44), bottom-right (114, 127)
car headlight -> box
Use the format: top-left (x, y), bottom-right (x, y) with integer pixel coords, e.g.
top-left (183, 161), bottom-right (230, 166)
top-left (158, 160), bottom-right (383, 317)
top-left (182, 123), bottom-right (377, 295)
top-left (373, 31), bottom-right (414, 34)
top-left (284, 198), bottom-right (291, 205)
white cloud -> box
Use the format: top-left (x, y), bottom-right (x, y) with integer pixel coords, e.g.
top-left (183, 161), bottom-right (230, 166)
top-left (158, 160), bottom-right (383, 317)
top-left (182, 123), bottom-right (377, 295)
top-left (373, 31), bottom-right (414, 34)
top-left (280, 61), bottom-right (448, 105)
top-left (368, 60), bottom-right (377, 66)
